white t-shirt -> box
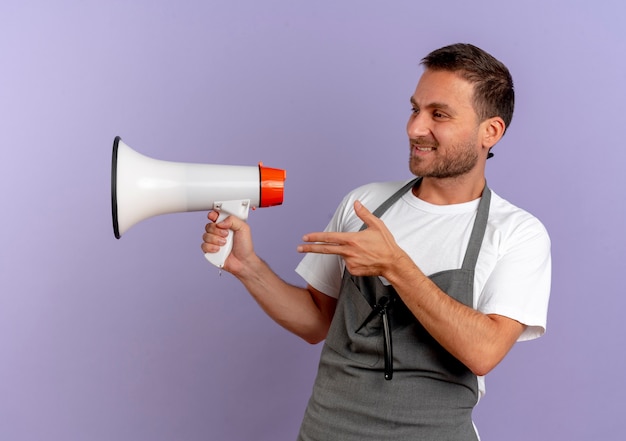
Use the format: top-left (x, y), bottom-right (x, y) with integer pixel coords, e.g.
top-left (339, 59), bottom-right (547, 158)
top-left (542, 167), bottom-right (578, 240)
top-left (296, 180), bottom-right (551, 343)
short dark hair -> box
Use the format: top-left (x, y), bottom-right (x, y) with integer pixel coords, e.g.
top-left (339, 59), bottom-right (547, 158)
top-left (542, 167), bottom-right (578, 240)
top-left (421, 43), bottom-right (515, 131)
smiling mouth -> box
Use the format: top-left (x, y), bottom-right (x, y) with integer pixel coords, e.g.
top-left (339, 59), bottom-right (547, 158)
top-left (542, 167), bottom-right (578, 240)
top-left (413, 144), bottom-right (437, 153)
top-left (415, 146), bottom-right (436, 151)
top-left (410, 137), bottom-right (438, 152)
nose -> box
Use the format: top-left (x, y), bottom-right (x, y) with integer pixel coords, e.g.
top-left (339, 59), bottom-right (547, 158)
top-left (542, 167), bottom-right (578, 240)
top-left (406, 111), bottom-right (431, 139)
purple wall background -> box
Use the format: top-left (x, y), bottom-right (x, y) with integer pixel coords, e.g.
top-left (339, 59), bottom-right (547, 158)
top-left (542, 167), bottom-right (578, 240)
top-left (1, 1), bottom-right (625, 440)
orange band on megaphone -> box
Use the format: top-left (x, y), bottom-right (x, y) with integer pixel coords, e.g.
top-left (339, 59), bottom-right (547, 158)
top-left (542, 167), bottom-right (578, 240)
top-left (259, 162), bottom-right (286, 207)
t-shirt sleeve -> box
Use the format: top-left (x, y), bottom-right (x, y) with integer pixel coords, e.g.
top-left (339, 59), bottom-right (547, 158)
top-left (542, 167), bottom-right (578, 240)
top-left (478, 216), bottom-right (552, 342)
top-left (294, 195), bottom-right (350, 298)
top-left (295, 252), bottom-right (344, 299)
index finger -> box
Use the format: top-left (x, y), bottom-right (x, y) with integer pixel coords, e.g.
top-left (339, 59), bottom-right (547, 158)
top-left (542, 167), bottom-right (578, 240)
top-left (302, 231), bottom-right (352, 245)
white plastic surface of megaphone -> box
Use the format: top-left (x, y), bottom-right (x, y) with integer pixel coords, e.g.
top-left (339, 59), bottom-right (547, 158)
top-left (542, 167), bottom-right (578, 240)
top-left (111, 136), bottom-right (286, 268)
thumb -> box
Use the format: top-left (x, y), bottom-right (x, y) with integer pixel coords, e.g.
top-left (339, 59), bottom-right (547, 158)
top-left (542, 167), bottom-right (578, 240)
top-left (221, 214), bottom-right (249, 234)
top-left (353, 200), bottom-right (377, 226)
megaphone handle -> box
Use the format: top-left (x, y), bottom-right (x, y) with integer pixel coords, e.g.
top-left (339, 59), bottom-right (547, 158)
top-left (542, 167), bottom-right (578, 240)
top-left (204, 199), bottom-right (251, 268)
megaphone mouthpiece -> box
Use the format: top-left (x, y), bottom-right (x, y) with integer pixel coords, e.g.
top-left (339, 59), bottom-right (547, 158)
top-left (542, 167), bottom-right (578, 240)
top-left (259, 162), bottom-right (287, 208)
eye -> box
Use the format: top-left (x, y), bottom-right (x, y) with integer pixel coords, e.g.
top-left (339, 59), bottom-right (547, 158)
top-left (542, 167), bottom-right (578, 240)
top-left (410, 107), bottom-right (419, 114)
top-left (433, 110), bottom-right (448, 119)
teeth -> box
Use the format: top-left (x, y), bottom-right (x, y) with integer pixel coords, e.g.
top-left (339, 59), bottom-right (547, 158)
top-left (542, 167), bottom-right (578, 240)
top-left (417, 146), bottom-right (435, 151)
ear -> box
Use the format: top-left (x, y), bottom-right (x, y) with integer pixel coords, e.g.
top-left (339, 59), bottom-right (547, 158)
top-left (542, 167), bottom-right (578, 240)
top-left (480, 116), bottom-right (506, 150)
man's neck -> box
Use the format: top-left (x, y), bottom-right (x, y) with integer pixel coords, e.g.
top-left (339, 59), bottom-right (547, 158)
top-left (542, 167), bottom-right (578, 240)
top-left (412, 174), bottom-right (487, 205)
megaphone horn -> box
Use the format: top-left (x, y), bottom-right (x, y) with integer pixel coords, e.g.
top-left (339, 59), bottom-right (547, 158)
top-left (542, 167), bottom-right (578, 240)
top-left (111, 136), bottom-right (286, 267)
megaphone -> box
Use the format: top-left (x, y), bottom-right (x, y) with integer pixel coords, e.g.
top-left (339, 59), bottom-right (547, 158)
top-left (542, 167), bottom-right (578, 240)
top-left (111, 136), bottom-right (286, 268)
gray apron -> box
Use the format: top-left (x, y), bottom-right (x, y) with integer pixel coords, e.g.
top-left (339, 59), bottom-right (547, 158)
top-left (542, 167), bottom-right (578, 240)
top-left (298, 178), bottom-right (491, 441)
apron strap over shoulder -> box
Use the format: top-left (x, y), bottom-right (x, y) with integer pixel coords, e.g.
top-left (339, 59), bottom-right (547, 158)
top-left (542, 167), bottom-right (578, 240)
top-left (461, 185), bottom-right (491, 271)
top-left (360, 178), bottom-right (420, 232)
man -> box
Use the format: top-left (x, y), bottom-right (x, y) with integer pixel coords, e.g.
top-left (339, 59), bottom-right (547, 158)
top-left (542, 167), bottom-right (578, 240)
top-left (202, 43), bottom-right (551, 441)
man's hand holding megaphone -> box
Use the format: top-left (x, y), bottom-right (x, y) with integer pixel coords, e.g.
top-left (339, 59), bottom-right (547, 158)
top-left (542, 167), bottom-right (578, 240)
top-left (201, 211), bottom-right (258, 276)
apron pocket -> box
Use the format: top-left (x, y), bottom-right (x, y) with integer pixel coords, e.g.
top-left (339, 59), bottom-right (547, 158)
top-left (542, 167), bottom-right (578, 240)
top-left (324, 275), bottom-right (383, 368)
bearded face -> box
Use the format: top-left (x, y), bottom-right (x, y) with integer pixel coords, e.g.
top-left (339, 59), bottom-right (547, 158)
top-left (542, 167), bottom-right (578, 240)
top-left (407, 70), bottom-right (484, 181)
